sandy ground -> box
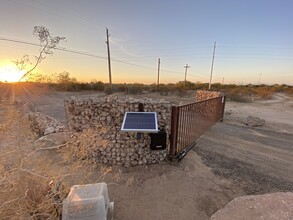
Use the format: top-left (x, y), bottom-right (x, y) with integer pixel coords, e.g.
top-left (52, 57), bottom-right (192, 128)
top-left (195, 93), bottom-right (293, 195)
top-left (1, 90), bottom-right (293, 219)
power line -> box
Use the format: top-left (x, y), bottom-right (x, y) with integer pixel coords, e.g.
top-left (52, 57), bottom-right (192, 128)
top-left (111, 59), bottom-right (155, 70)
top-left (0, 36), bottom-right (106, 59)
top-left (217, 45), bottom-right (293, 50)
top-left (0, 36), bottom-right (212, 82)
top-left (1, 36), bottom-right (291, 83)
top-left (9, 0), bottom-right (106, 32)
top-left (0, 36), bottom-right (157, 70)
top-left (32, 0), bottom-right (106, 29)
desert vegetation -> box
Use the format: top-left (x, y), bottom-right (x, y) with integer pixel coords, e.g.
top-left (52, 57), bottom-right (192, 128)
top-left (0, 108), bottom-right (67, 219)
top-left (1, 73), bottom-right (292, 102)
top-left (0, 104), bottom-right (115, 219)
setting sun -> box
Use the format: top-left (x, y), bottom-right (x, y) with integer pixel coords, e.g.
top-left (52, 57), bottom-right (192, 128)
top-left (0, 65), bottom-right (25, 82)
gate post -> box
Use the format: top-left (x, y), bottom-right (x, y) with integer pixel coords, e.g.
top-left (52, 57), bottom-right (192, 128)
top-left (169, 106), bottom-right (179, 161)
top-left (220, 96), bottom-right (226, 122)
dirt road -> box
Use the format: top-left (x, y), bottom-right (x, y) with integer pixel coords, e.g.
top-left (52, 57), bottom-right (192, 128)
top-left (195, 93), bottom-right (293, 194)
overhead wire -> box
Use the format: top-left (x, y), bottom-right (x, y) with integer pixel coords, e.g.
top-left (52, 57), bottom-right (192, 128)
top-left (6, 1), bottom-right (293, 60)
top-left (0, 36), bottom-right (157, 70)
top-left (8, 0), bottom-right (106, 33)
top-left (0, 36), bottom-right (210, 80)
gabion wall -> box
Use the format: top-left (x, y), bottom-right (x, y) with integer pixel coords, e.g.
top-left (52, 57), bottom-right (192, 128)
top-left (196, 90), bottom-right (222, 101)
top-left (28, 112), bottom-right (66, 136)
top-left (64, 96), bottom-right (172, 167)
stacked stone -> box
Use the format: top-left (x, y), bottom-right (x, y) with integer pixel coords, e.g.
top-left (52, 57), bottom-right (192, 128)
top-left (70, 130), bottom-right (168, 167)
top-left (64, 96), bottom-right (172, 167)
top-left (195, 90), bottom-right (222, 101)
top-left (28, 112), bottom-right (66, 136)
top-left (194, 90), bottom-right (225, 123)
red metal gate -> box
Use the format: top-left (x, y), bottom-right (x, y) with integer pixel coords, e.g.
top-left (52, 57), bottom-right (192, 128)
top-left (169, 96), bottom-right (226, 161)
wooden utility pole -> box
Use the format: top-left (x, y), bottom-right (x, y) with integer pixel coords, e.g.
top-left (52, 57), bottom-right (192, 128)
top-left (157, 58), bottom-right (161, 88)
top-left (209, 41), bottom-right (216, 90)
top-left (184, 64), bottom-right (190, 87)
top-left (106, 28), bottom-right (112, 86)
top-left (258, 73), bottom-right (262, 85)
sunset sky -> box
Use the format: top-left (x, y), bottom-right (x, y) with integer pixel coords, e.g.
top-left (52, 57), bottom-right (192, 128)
top-left (0, 0), bottom-right (292, 84)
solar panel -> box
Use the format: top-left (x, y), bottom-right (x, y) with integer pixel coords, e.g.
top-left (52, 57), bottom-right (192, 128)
top-left (121, 112), bottom-right (159, 133)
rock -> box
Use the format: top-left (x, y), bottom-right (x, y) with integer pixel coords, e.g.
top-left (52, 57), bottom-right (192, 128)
top-left (211, 192), bottom-right (293, 220)
top-left (245, 116), bottom-right (265, 127)
top-left (44, 126), bottom-right (55, 135)
top-left (28, 112), bottom-right (66, 136)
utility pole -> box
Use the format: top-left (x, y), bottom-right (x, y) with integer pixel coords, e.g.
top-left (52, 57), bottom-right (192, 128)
top-left (106, 28), bottom-right (112, 86)
top-left (184, 64), bottom-right (190, 87)
top-left (157, 58), bottom-right (161, 88)
top-left (258, 73), bottom-right (262, 85)
top-left (209, 41), bottom-right (216, 90)
top-left (222, 77), bottom-right (224, 85)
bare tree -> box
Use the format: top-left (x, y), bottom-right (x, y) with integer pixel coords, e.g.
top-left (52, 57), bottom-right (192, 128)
top-left (13, 26), bottom-right (65, 81)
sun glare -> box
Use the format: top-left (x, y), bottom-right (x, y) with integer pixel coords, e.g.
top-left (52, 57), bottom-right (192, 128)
top-left (0, 65), bottom-right (25, 83)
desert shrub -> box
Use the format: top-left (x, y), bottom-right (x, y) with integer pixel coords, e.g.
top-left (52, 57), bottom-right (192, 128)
top-left (283, 86), bottom-right (293, 95)
top-left (254, 87), bottom-right (275, 99)
top-left (148, 83), bottom-right (157, 92)
top-left (127, 84), bottom-right (144, 94)
top-left (19, 176), bottom-right (68, 219)
top-left (224, 87), bottom-right (255, 102)
top-left (210, 83), bottom-right (222, 91)
top-left (177, 88), bottom-right (189, 97)
top-left (193, 83), bottom-right (209, 90)
top-left (104, 86), bottom-right (113, 95)
top-left (158, 84), bottom-right (173, 96)
top-left (272, 84), bottom-right (286, 92)
top-left (175, 81), bottom-right (186, 90)
top-left (116, 84), bottom-right (128, 93)
top-left (0, 173), bottom-right (69, 219)
top-left (91, 81), bottom-right (105, 91)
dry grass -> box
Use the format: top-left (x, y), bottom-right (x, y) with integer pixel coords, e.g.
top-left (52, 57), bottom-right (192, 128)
top-left (0, 101), bottom-right (119, 219)
top-left (0, 106), bottom-right (70, 219)
top-left (126, 176), bottom-right (134, 186)
top-left (224, 86), bottom-right (278, 102)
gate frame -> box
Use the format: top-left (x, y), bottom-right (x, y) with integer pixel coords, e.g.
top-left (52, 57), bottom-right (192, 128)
top-left (169, 95), bottom-right (226, 161)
